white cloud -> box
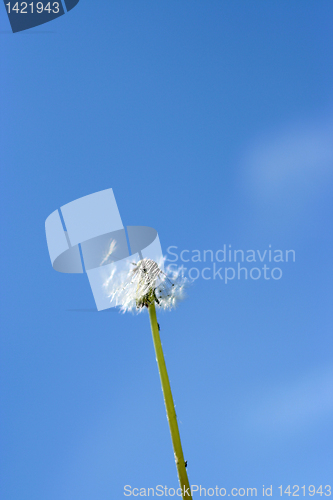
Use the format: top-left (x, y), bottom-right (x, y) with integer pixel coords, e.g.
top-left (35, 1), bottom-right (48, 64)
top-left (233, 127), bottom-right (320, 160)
top-left (243, 118), bottom-right (333, 201)
top-left (246, 366), bottom-right (333, 436)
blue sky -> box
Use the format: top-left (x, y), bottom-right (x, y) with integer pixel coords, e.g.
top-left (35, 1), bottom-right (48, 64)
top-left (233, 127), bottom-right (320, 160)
top-left (1, 1), bottom-right (332, 499)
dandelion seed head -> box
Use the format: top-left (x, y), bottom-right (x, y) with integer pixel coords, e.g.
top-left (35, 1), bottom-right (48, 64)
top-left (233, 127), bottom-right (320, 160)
top-left (105, 258), bottom-right (189, 313)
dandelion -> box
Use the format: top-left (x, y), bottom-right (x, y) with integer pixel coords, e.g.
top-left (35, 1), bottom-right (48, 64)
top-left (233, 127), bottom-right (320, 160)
top-left (106, 259), bottom-right (192, 499)
top-left (108, 258), bottom-right (187, 312)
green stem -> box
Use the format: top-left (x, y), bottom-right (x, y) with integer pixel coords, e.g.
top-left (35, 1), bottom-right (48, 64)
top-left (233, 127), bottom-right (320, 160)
top-left (148, 303), bottom-right (192, 500)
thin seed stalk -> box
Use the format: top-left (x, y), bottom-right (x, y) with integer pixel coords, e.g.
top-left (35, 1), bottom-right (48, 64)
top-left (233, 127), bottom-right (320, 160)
top-left (148, 303), bottom-right (192, 500)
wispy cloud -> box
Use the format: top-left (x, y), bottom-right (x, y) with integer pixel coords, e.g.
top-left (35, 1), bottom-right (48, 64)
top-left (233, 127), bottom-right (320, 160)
top-left (243, 118), bottom-right (333, 201)
top-left (245, 366), bottom-right (333, 437)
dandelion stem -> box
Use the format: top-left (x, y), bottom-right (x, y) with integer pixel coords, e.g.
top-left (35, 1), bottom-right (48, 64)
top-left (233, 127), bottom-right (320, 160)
top-left (148, 303), bottom-right (192, 499)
